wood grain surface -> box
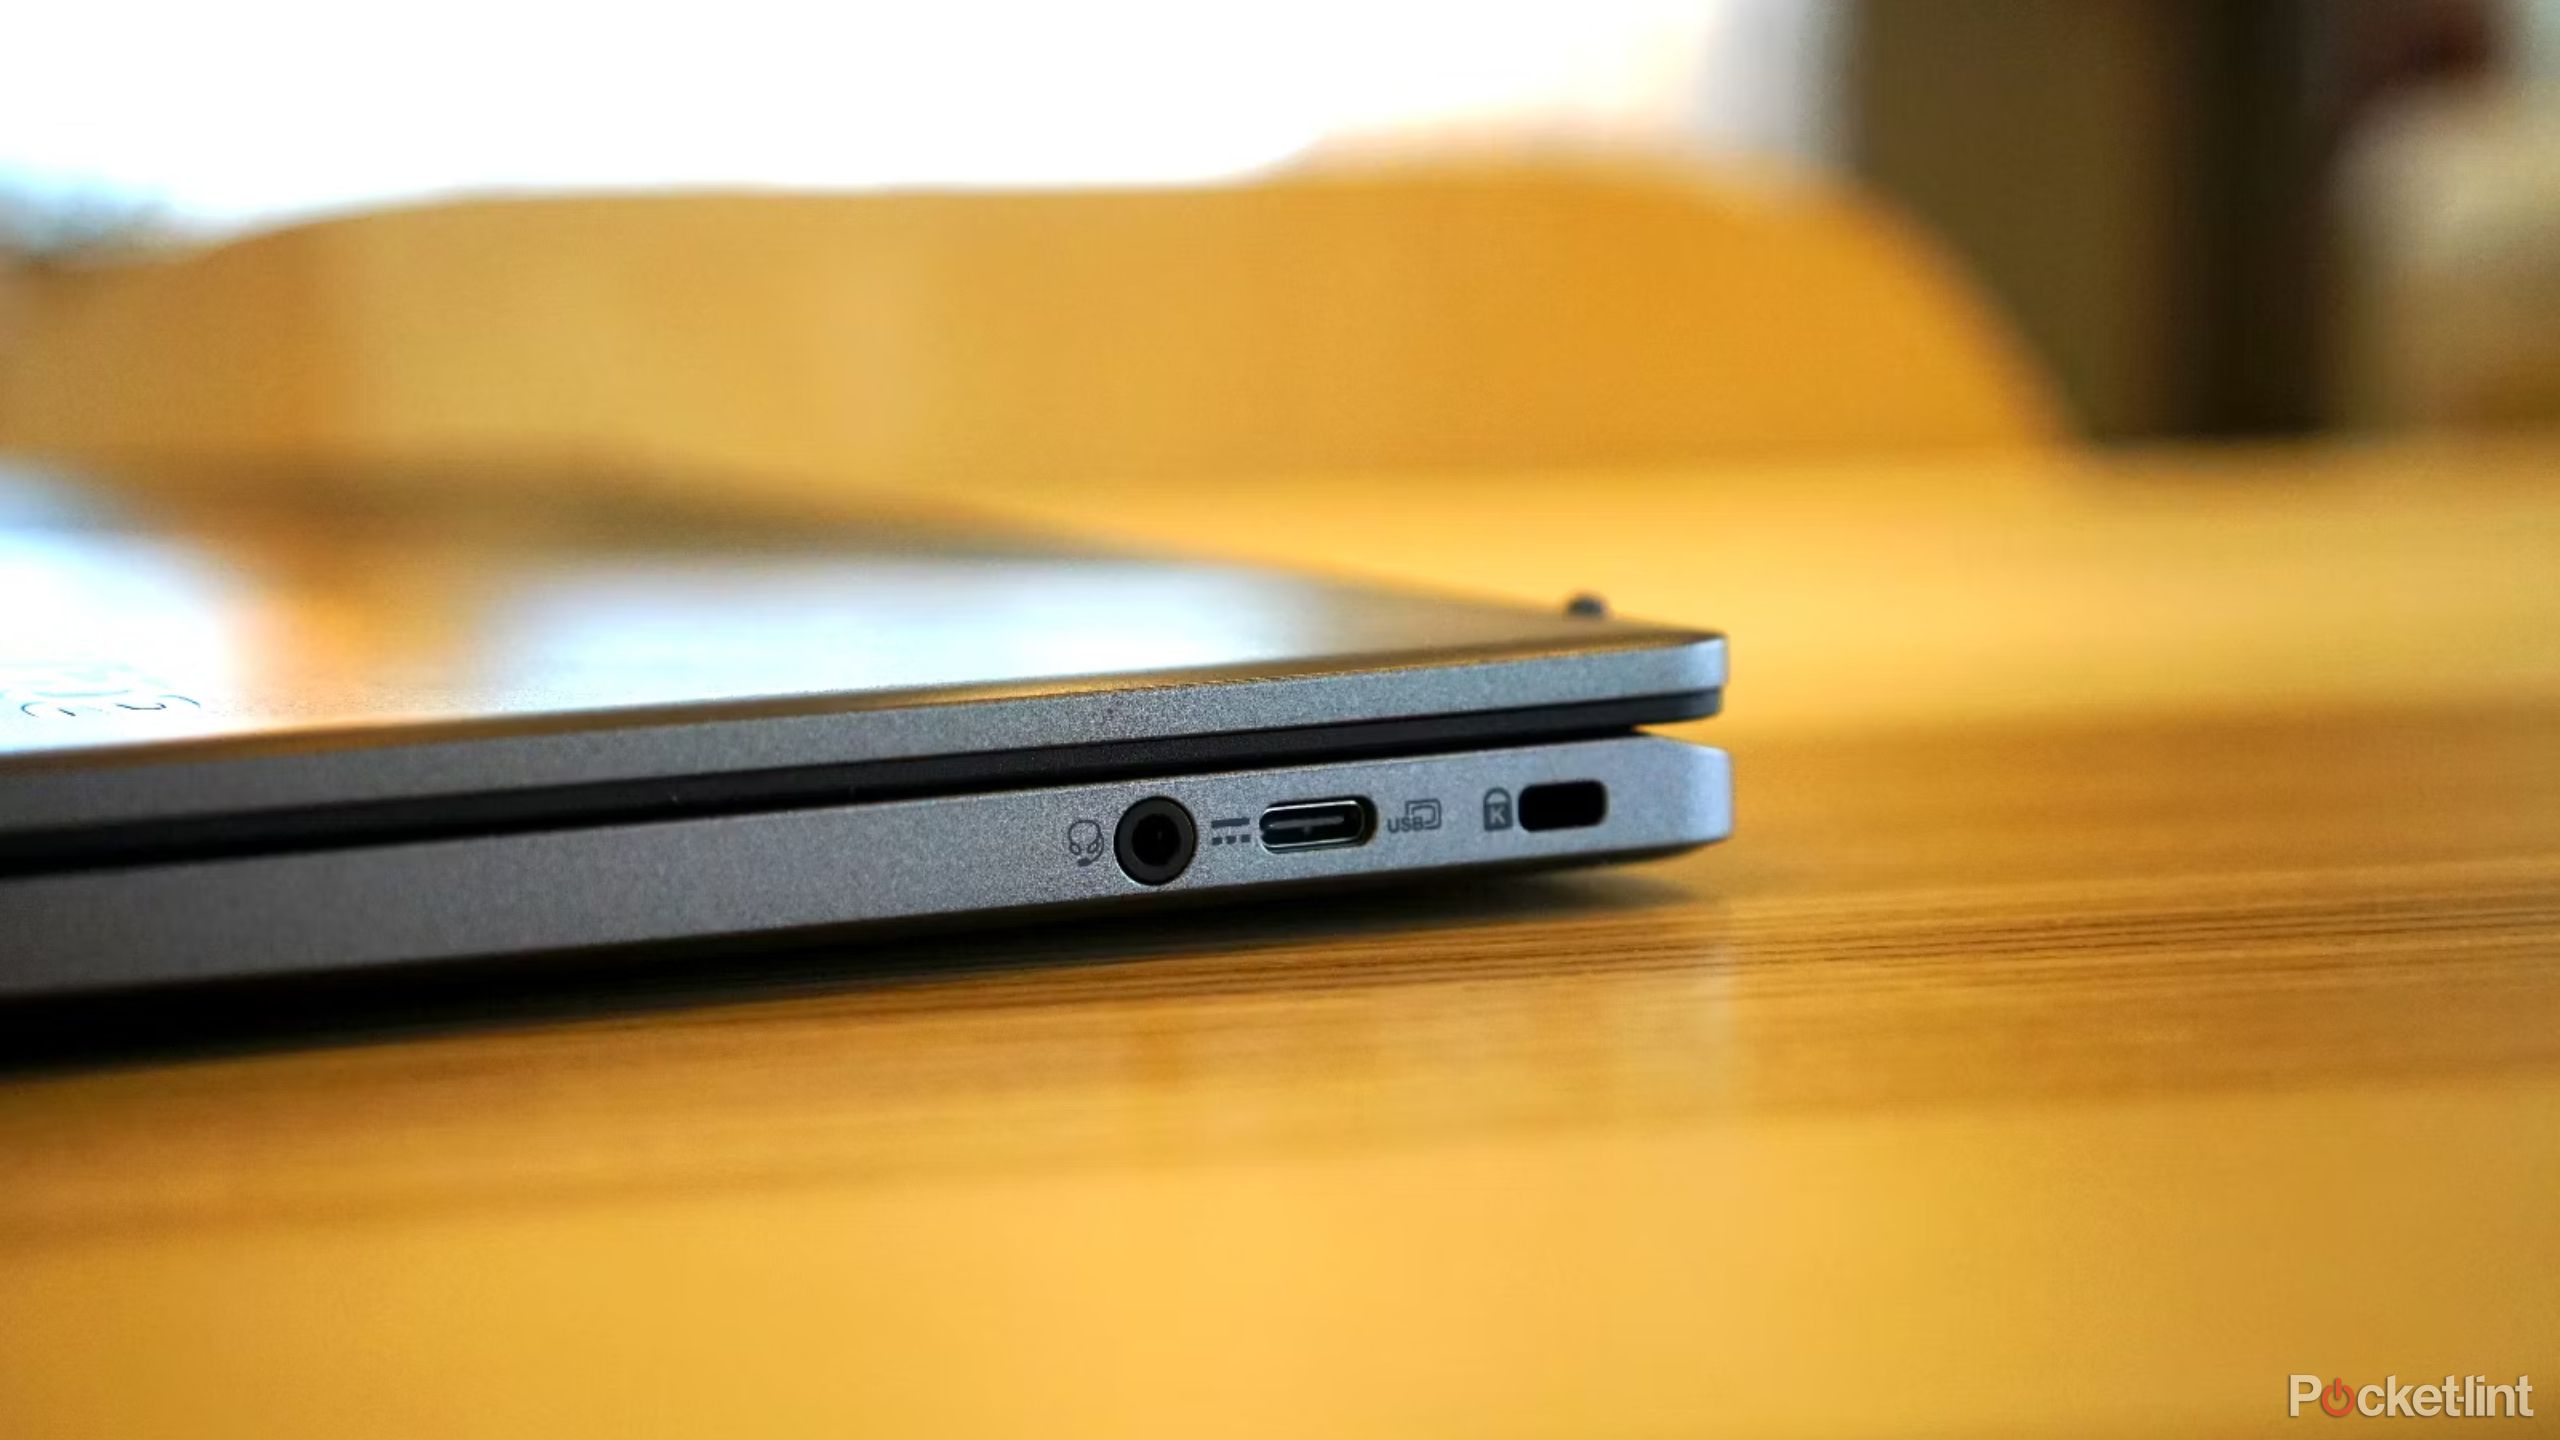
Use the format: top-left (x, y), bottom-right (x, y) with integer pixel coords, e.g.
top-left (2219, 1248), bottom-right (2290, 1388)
top-left (4, 439), bottom-right (2558, 1438)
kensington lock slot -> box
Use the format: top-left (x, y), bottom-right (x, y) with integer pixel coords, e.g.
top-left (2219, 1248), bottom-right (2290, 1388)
top-left (1517, 780), bottom-right (1607, 831)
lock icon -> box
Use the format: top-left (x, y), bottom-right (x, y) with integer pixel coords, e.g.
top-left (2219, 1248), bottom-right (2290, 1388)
top-left (1482, 788), bottom-right (1513, 831)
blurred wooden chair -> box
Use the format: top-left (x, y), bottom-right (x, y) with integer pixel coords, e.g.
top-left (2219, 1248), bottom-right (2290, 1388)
top-left (0, 162), bottom-right (2062, 505)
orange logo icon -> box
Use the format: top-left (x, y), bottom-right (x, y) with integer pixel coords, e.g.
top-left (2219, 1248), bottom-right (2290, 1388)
top-left (2321, 1378), bottom-right (2356, 1417)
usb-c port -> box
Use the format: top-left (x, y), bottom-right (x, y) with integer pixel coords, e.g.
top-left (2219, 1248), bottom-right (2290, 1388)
top-left (1260, 798), bottom-right (1375, 852)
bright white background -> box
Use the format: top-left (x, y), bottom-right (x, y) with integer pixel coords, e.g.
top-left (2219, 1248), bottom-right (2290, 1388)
top-left (0, 0), bottom-right (1839, 240)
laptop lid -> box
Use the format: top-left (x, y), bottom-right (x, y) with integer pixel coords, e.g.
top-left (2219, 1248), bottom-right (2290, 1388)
top-left (0, 458), bottom-right (1723, 846)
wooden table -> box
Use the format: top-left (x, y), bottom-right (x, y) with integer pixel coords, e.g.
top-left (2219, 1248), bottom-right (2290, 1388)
top-left (5, 438), bottom-right (2559, 1437)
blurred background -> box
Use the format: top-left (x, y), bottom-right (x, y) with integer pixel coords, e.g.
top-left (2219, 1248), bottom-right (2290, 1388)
top-left (1, 0), bottom-right (2555, 487)
top-left (9, 15), bottom-right (2560, 1436)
